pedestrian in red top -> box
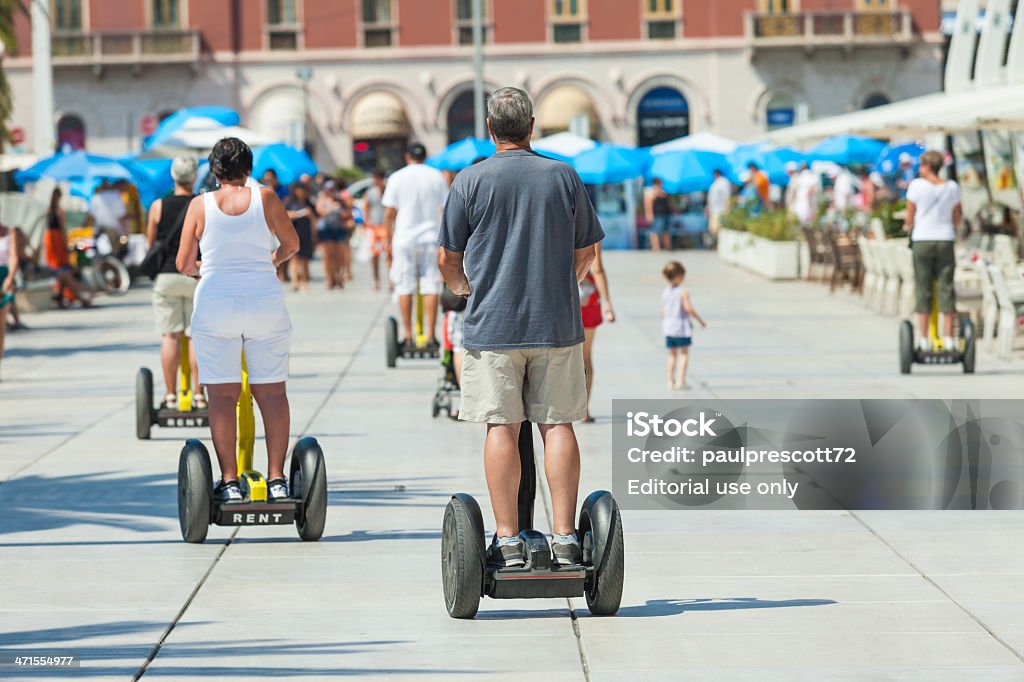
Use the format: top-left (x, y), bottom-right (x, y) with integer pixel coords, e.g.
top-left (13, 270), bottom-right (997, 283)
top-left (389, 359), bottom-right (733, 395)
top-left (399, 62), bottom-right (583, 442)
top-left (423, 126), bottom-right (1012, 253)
top-left (580, 242), bottom-right (615, 423)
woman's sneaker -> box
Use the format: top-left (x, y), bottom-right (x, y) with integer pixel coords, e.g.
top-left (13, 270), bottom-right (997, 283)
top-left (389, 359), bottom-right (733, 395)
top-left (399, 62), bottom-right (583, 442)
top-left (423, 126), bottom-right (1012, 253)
top-left (488, 535), bottom-right (525, 568)
top-left (215, 479), bottom-right (242, 502)
top-left (268, 478), bottom-right (289, 500)
top-left (551, 533), bottom-right (582, 566)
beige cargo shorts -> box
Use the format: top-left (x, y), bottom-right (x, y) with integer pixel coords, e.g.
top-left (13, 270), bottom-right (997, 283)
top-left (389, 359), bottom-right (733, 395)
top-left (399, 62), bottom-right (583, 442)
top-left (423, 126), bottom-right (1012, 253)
top-left (458, 343), bottom-right (587, 424)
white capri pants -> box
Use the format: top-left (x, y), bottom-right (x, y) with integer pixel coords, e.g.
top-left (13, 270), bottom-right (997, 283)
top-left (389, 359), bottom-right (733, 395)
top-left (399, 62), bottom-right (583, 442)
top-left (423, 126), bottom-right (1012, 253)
top-left (191, 291), bottom-right (293, 385)
top-left (390, 242), bottom-right (443, 296)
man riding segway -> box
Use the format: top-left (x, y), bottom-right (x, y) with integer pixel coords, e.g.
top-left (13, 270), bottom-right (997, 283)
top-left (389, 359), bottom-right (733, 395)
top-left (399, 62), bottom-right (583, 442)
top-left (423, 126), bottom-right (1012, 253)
top-left (437, 87), bottom-right (624, 618)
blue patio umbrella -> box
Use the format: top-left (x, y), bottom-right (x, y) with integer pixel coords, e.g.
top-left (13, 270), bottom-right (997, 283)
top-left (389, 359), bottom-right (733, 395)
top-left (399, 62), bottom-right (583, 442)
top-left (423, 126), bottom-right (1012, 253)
top-left (143, 106), bottom-right (240, 151)
top-left (252, 144), bottom-right (318, 186)
top-left (426, 137), bottom-right (496, 171)
top-left (807, 135), bottom-right (887, 165)
top-left (875, 142), bottom-right (925, 174)
top-left (573, 145), bottom-right (649, 184)
top-left (728, 145), bottom-right (805, 185)
top-left (120, 158), bottom-right (176, 207)
top-left (648, 150), bottom-right (730, 194)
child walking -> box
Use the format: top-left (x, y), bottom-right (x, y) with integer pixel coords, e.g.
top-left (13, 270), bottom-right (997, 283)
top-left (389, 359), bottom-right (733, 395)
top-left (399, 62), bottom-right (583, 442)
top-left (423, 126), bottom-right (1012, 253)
top-left (661, 261), bottom-right (706, 389)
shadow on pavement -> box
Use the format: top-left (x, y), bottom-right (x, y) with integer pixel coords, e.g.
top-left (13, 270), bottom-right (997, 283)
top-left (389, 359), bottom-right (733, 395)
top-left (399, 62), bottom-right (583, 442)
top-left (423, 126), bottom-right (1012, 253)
top-left (607, 597), bottom-right (838, 617)
top-left (478, 597), bottom-right (836, 620)
top-left (0, 472), bottom-right (177, 535)
top-left (6, 342), bottom-right (157, 359)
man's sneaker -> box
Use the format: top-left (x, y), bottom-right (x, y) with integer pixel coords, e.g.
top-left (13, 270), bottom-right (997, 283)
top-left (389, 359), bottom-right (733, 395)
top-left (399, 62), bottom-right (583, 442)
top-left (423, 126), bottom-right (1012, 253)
top-left (943, 336), bottom-right (959, 352)
top-left (268, 478), bottom-right (289, 500)
top-left (917, 338), bottom-right (932, 353)
top-left (488, 535), bottom-right (525, 568)
top-left (551, 533), bottom-right (582, 567)
top-left (400, 339), bottom-right (416, 354)
top-left (215, 479), bottom-right (242, 502)
top-left (163, 394), bottom-right (178, 410)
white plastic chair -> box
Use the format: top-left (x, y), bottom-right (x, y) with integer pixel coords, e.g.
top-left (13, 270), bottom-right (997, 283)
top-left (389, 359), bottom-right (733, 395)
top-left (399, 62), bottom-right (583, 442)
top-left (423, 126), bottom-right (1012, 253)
top-left (895, 243), bottom-right (917, 318)
top-left (859, 239), bottom-right (880, 310)
top-left (988, 264), bottom-right (1024, 361)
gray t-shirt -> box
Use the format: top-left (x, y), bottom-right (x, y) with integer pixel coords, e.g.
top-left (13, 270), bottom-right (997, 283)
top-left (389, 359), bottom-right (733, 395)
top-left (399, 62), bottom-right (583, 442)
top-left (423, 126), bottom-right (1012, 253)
top-left (438, 149), bottom-right (605, 350)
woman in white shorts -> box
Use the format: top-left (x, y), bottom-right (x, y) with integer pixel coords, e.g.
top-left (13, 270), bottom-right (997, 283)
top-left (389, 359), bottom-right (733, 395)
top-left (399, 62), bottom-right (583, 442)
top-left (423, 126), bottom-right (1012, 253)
top-left (176, 137), bottom-right (299, 502)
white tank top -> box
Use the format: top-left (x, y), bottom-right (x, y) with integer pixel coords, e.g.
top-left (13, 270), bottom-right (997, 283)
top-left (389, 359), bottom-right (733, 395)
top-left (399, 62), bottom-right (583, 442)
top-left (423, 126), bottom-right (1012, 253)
top-left (198, 188), bottom-right (278, 294)
top-left (661, 285), bottom-right (693, 338)
top-left (0, 234), bottom-right (9, 265)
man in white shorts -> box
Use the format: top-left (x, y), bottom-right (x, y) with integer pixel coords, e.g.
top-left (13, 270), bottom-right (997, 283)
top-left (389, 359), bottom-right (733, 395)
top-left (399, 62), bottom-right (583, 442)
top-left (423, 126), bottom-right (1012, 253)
top-left (383, 142), bottom-right (449, 351)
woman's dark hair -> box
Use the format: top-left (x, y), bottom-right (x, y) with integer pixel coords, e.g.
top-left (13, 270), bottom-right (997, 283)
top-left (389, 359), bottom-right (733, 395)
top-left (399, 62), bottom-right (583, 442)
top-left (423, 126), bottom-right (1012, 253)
top-left (208, 137), bottom-right (253, 181)
top-left (290, 182), bottom-right (310, 196)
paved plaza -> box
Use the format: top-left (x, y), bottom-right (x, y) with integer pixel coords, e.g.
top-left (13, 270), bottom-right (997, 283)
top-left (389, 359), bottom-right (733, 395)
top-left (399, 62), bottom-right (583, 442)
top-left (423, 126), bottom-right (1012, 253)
top-left (1, 251), bottom-right (1022, 681)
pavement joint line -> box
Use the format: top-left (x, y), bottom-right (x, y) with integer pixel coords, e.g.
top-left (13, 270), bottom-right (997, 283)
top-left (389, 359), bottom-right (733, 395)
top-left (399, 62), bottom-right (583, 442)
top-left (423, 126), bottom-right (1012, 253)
top-left (132, 530), bottom-right (239, 681)
top-left (848, 511), bottom-right (1024, 665)
top-left (531, 429), bottom-right (592, 681)
top-left (0, 396), bottom-right (134, 485)
top-left (134, 294), bottom-right (388, 677)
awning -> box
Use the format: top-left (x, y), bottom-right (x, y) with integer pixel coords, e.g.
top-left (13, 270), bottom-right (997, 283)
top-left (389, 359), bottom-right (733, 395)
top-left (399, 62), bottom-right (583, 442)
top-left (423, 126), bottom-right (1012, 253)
top-left (763, 83), bottom-right (1024, 145)
top-left (538, 86), bottom-right (598, 134)
top-left (350, 92), bottom-right (409, 140)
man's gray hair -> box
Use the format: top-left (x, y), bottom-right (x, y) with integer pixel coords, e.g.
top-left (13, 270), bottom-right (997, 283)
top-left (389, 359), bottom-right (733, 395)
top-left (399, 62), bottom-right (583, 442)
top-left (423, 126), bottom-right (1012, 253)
top-left (488, 87), bottom-right (533, 143)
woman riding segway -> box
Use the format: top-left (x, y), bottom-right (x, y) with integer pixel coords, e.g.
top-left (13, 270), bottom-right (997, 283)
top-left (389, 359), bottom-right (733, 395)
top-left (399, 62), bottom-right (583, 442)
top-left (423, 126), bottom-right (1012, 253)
top-left (176, 138), bottom-right (300, 503)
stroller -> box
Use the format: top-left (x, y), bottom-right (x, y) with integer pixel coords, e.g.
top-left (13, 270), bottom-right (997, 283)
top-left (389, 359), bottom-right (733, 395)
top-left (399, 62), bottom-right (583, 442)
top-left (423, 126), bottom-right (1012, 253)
top-left (432, 287), bottom-right (466, 420)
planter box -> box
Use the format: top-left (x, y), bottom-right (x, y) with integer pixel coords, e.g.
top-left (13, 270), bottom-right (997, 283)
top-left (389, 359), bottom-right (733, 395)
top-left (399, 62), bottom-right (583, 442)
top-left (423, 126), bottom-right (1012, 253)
top-left (717, 227), bottom-right (801, 280)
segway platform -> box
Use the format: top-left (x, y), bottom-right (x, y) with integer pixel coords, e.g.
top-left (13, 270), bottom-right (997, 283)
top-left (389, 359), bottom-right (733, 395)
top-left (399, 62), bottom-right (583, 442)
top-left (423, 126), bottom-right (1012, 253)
top-left (441, 424), bottom-right (624, 619)
top-left (899, 315), bottom-right (976, 374)
top-left (385, 316), bottom-right (439, 367)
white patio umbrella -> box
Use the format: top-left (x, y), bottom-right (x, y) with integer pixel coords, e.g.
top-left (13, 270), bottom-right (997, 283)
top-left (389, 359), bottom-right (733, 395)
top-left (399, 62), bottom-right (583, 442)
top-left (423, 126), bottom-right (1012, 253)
top-left (532, 132), bottom-right (598, 160)
top-left (650, 131), bottom-right (739, 156)
top-left (152, 117), bottom-right (278, 154)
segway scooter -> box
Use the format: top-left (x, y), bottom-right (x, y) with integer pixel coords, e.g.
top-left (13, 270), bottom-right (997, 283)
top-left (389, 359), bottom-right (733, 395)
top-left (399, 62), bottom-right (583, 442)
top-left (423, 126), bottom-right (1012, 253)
top-left (441, 423), bottom-right (625, 619)
top-left (136, 336), bottom-right (208, 439)
top-left (899, 283), bottom-right (976, 374)
top-left (385, 252), bottom-right (441, 367)
top-left (177, 355), bottom-right (328, 543)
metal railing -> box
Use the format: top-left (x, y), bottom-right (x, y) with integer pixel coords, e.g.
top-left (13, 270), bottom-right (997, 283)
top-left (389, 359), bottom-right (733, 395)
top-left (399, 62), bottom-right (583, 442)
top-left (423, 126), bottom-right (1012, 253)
top-left (747, 9), bottom-right (914, 46)
top-left (51, 29), bottom-right (201, 65)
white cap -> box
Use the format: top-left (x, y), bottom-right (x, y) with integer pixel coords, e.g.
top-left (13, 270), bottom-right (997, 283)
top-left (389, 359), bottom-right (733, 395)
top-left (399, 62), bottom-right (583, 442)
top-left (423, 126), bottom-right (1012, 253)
top-left (739, 171), bottom-right (752, 183)
top-left (785, 161), bottom-right (799, 172)
top-left (898, 152), bottom-right (913, 164)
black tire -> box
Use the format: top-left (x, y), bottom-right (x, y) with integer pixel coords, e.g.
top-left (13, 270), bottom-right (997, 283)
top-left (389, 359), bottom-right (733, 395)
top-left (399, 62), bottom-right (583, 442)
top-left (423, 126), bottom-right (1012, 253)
top-left (899, 319), bottom-right (914, 375)
top-left (961, 316), bottom-right (976, 374)
top-left (97, 256), bottom-right (130, 296)
top-left (432, 394), bottom-right (441, 418)
top-left (136, 368), bottom-right (153, 440)
top-left (178, 439), bottom-right (212, 544)
top-left (386, 317), bottom-right (399, 368)
top-left (442, 494), bottom-right (485, 619)
top-left (579, 491), bottom-right (624, 616)
top-left (290, 437), bottom-right (328, 541)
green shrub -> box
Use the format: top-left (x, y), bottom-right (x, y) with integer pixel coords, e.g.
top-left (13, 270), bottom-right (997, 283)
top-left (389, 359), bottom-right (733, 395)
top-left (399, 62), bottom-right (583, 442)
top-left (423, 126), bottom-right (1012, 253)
top-left (747, 209), bottom-right (799, 242)
top-left (720, 206), bottom-right (751, 233)
top-left (333, 167), bottom-right (366, 183)
top-left (871, 199), bottom-right (907, 238)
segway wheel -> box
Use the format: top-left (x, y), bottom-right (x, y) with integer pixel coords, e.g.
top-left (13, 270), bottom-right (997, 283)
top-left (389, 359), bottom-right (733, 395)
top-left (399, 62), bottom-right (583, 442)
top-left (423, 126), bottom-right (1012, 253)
top-left (899, 320), bottom-right (914, 375)
top-left (97, 256), bottom-right (130, 296)
top-left (136, 368), bottom-right (154, 440)
top-left (385, 317), bottom-right (399, 368)
top-left (961, 316), bottom-right (976, 374)
top-left (290, 437), bottom-right (328, 541)
top-left (178, 439), bottom-right (213, 544)
top-left (442, 494), bottom-right (485, 619)
top-left (432, 393), bottom-right (441, 418)
top-left (579, 491), bottom-right (624, 616)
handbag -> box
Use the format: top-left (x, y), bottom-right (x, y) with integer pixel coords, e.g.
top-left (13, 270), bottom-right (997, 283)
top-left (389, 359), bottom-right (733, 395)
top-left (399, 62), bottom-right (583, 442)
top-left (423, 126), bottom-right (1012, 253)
top-left (140, 199), bottom-right (190, 280)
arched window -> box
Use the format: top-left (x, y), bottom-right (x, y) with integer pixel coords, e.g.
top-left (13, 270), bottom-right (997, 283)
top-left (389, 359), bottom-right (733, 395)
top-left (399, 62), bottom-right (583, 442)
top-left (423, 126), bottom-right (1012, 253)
top-left (863, 93), bottom-right (890, 109)
top-left (447, 90), bottom-right (479, 144)
top-left (350, 91), bottom-right (410, 173)
top-left (539, 85), bottom-right (599, 139)
top-left (56, 113), bottom-right (85, 151)
top-left (636, 86), bottom-right (688, 146)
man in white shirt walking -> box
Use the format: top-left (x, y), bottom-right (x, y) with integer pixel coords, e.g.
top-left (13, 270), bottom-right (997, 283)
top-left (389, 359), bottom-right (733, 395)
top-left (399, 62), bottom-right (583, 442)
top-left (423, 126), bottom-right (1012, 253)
top-left (383, 142), bottom-right (449, 350)
top-left (706, 169), bottom-right (732, 248)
